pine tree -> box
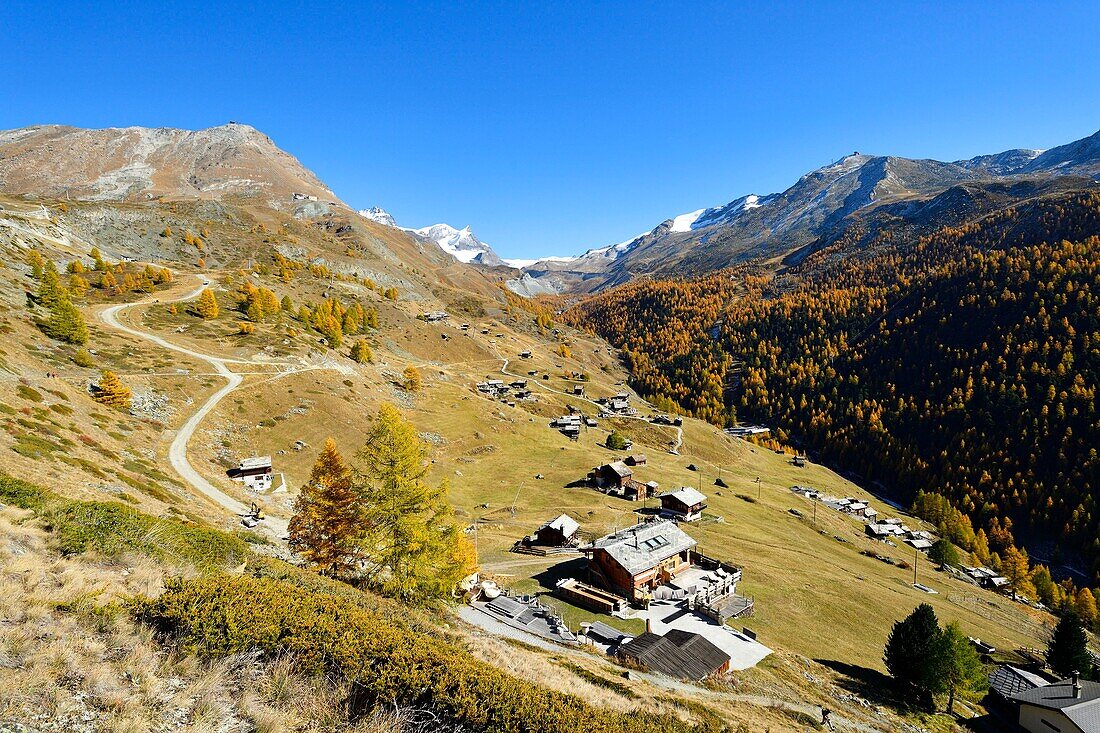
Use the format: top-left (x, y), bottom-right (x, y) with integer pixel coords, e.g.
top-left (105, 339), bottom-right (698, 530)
top-left (403, 365), bottom-right (422, 392)
top-left (195, 288), bottom-right (219, 320)
top-left (941, 621), bottom-right (986, 713)
top-left (1047, 612), bottom-right (1094, 679)
top-left (353, 404), bottom-right (473, 602)
top-left (93, 370), bottom-right (131, 410)
top-left (929, 539), bottom-right (960, 569)
top-left (884, 603), bottom-right (948, 708)
top-left (351, 340), bottom-right (373, 364)
top-left (288, 438), bottom-right (361, 578)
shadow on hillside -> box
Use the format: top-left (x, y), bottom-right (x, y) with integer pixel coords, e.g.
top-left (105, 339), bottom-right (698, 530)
top-left (814, 658), bottom-right (899, 708)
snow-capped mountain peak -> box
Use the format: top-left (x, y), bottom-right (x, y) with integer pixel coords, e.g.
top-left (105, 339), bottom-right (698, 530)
top-left (358, 206), bottom-right (397, 227)
top-left (411, 223), bottom-right (503, 266)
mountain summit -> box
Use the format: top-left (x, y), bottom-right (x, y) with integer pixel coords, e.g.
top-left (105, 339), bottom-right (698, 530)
top-left (0, 123), bottom-right (343, 209)
top-left (509, 128), bottom-right (1100, 294)
top-left (410, 223), bottom-right (504, 266)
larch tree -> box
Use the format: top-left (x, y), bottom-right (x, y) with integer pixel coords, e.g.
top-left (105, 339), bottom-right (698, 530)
top-left (1001, 545), bottom-right (1035, 601)
top-left (288, 438), bottom-right (361, 578)
top-left (353, 404), bottom-right (473, 603)
top-left (44, 293), bottom-right (89, 345)
top-left (403, 365), bottom-right (422, 392)
top-left (195, 288), bottom-right (219, 320)
top-left (93, 370), bottom-right (131, 410)
top-left (351, 340), bottom-right (373, 364)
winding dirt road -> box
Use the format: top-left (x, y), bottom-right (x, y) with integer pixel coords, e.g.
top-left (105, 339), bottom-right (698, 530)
top-left (99, 278), bottom-right (292, 538)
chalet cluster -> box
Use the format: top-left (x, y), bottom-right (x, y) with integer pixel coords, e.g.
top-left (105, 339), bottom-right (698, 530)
top-left (550, 413), bottom-right (597, 439)
top-left (588, 459), bottom-right (655, 501)
top-left (595, 392), bottom-right (635, 416)
top-left (476, 378), bottom-right (533, 403)
top-left (724, 424), bottom-right (769, 437)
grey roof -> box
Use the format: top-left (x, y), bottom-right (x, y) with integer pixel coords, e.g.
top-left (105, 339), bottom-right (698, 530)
top-left (600, 461), bottom-right (632, 478)
top-left (989, 665), bottom-right (1050, 699)
top-left (539, 514), bottom-right (579, 537)
top-left (667, 487), bottom-right (707, 505)
top-left (618, 630), bottom-right (729, 680)
top-left (590, 519), bottom-right (696, 575)
top-left (587, 621), bottom-right (631, 644)
top-left (1013, 677), bottom-right (1100, 731)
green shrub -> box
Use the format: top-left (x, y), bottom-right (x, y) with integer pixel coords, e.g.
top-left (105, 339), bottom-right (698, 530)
top-left (0, 474), bottom-right (52, 509)
top-left (46, 501), bottom-right (248, 568)
top-left (136, 575), bottom-right (710, 733)
top-left (16, 384), bottom-right (42, 402)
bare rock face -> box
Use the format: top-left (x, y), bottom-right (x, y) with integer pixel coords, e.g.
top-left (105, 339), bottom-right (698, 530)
top-left (0, 123), bottom-right (343, 209)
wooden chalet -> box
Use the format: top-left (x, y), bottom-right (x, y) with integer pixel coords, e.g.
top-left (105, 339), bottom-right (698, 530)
top-left (617, 630), bottom-right (730, 680)
top-left (584, 519), bottom-right (696, 601)
top-left (588, 461), bottom-right (649, 499)
top-left (534, 514), bottom-right (580, 547)
top-left (660, 487), bottom-right (707, 522)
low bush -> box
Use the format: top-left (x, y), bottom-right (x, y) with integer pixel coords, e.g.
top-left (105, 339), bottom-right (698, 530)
top-left (0, 473), bottom-right (52, 509)
top-left (45, 501), bottom-right (248, 568)
top-left (136, 574), bottom-right (712, 733)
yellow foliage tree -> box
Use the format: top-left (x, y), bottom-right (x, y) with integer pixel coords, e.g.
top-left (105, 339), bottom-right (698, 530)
top-left (288, 438), bottom-right (361, 578)
top-left (403, 365), bottom-right (422, 392)
top-left (353, 405), bottom-right (473, 601)
top-left (93, 370), bottom-right (131, 410)
top-left (195, 288), bottom-right (219, 320)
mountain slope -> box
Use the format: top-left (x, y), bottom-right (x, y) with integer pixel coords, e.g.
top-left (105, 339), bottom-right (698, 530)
top-left (566, 189), bottom-right (1100, 582)
top-left (0, 123), bottom-right (343, 209)
top-left (515, 128), bottom-right (1100, 294)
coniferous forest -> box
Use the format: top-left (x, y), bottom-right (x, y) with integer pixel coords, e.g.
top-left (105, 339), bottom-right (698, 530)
top-left (566, 191), bottom-right (1100, 585)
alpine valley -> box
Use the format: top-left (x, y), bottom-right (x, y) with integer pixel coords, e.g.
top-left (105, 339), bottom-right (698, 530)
top-left (0, 120), bottom-right (1097, 733)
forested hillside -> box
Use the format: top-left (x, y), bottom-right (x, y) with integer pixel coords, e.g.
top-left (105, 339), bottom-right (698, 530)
top-left (565, 192), bottom-right (1100, 581)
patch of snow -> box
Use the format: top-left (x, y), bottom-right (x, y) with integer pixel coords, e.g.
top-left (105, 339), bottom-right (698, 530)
top-left (670, 209), bottom-right (704, 232)
top-left (358, 206), bottom-right (397, 227)
top-left (411, 223), bottom-right (497, 264)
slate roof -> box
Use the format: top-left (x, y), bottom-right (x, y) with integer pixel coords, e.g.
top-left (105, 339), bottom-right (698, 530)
top-left (665, 487), bottom-right (707, 506)
top-left (589, 520), bottom-right (696, 575)
top-left (1012, 677), bottom-right (1100, 732)
top-left (601, 461), bottom-right (632, 478)
top-left (539, 514), bottom-right (579, 538)
top-left (586, 621), bottom-right (632, 644)
top-left (618, 630), bottom-right (729, 680)
top-left (988, 665), bottom-right (1049, 699)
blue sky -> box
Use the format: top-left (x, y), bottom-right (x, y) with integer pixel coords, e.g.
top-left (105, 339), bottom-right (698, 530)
top-left (4, 1), bottom-right (1100, 258)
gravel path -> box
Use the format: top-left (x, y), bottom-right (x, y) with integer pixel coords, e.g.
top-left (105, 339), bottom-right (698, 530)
top-left (98, 276), bottom-right (300, 538)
